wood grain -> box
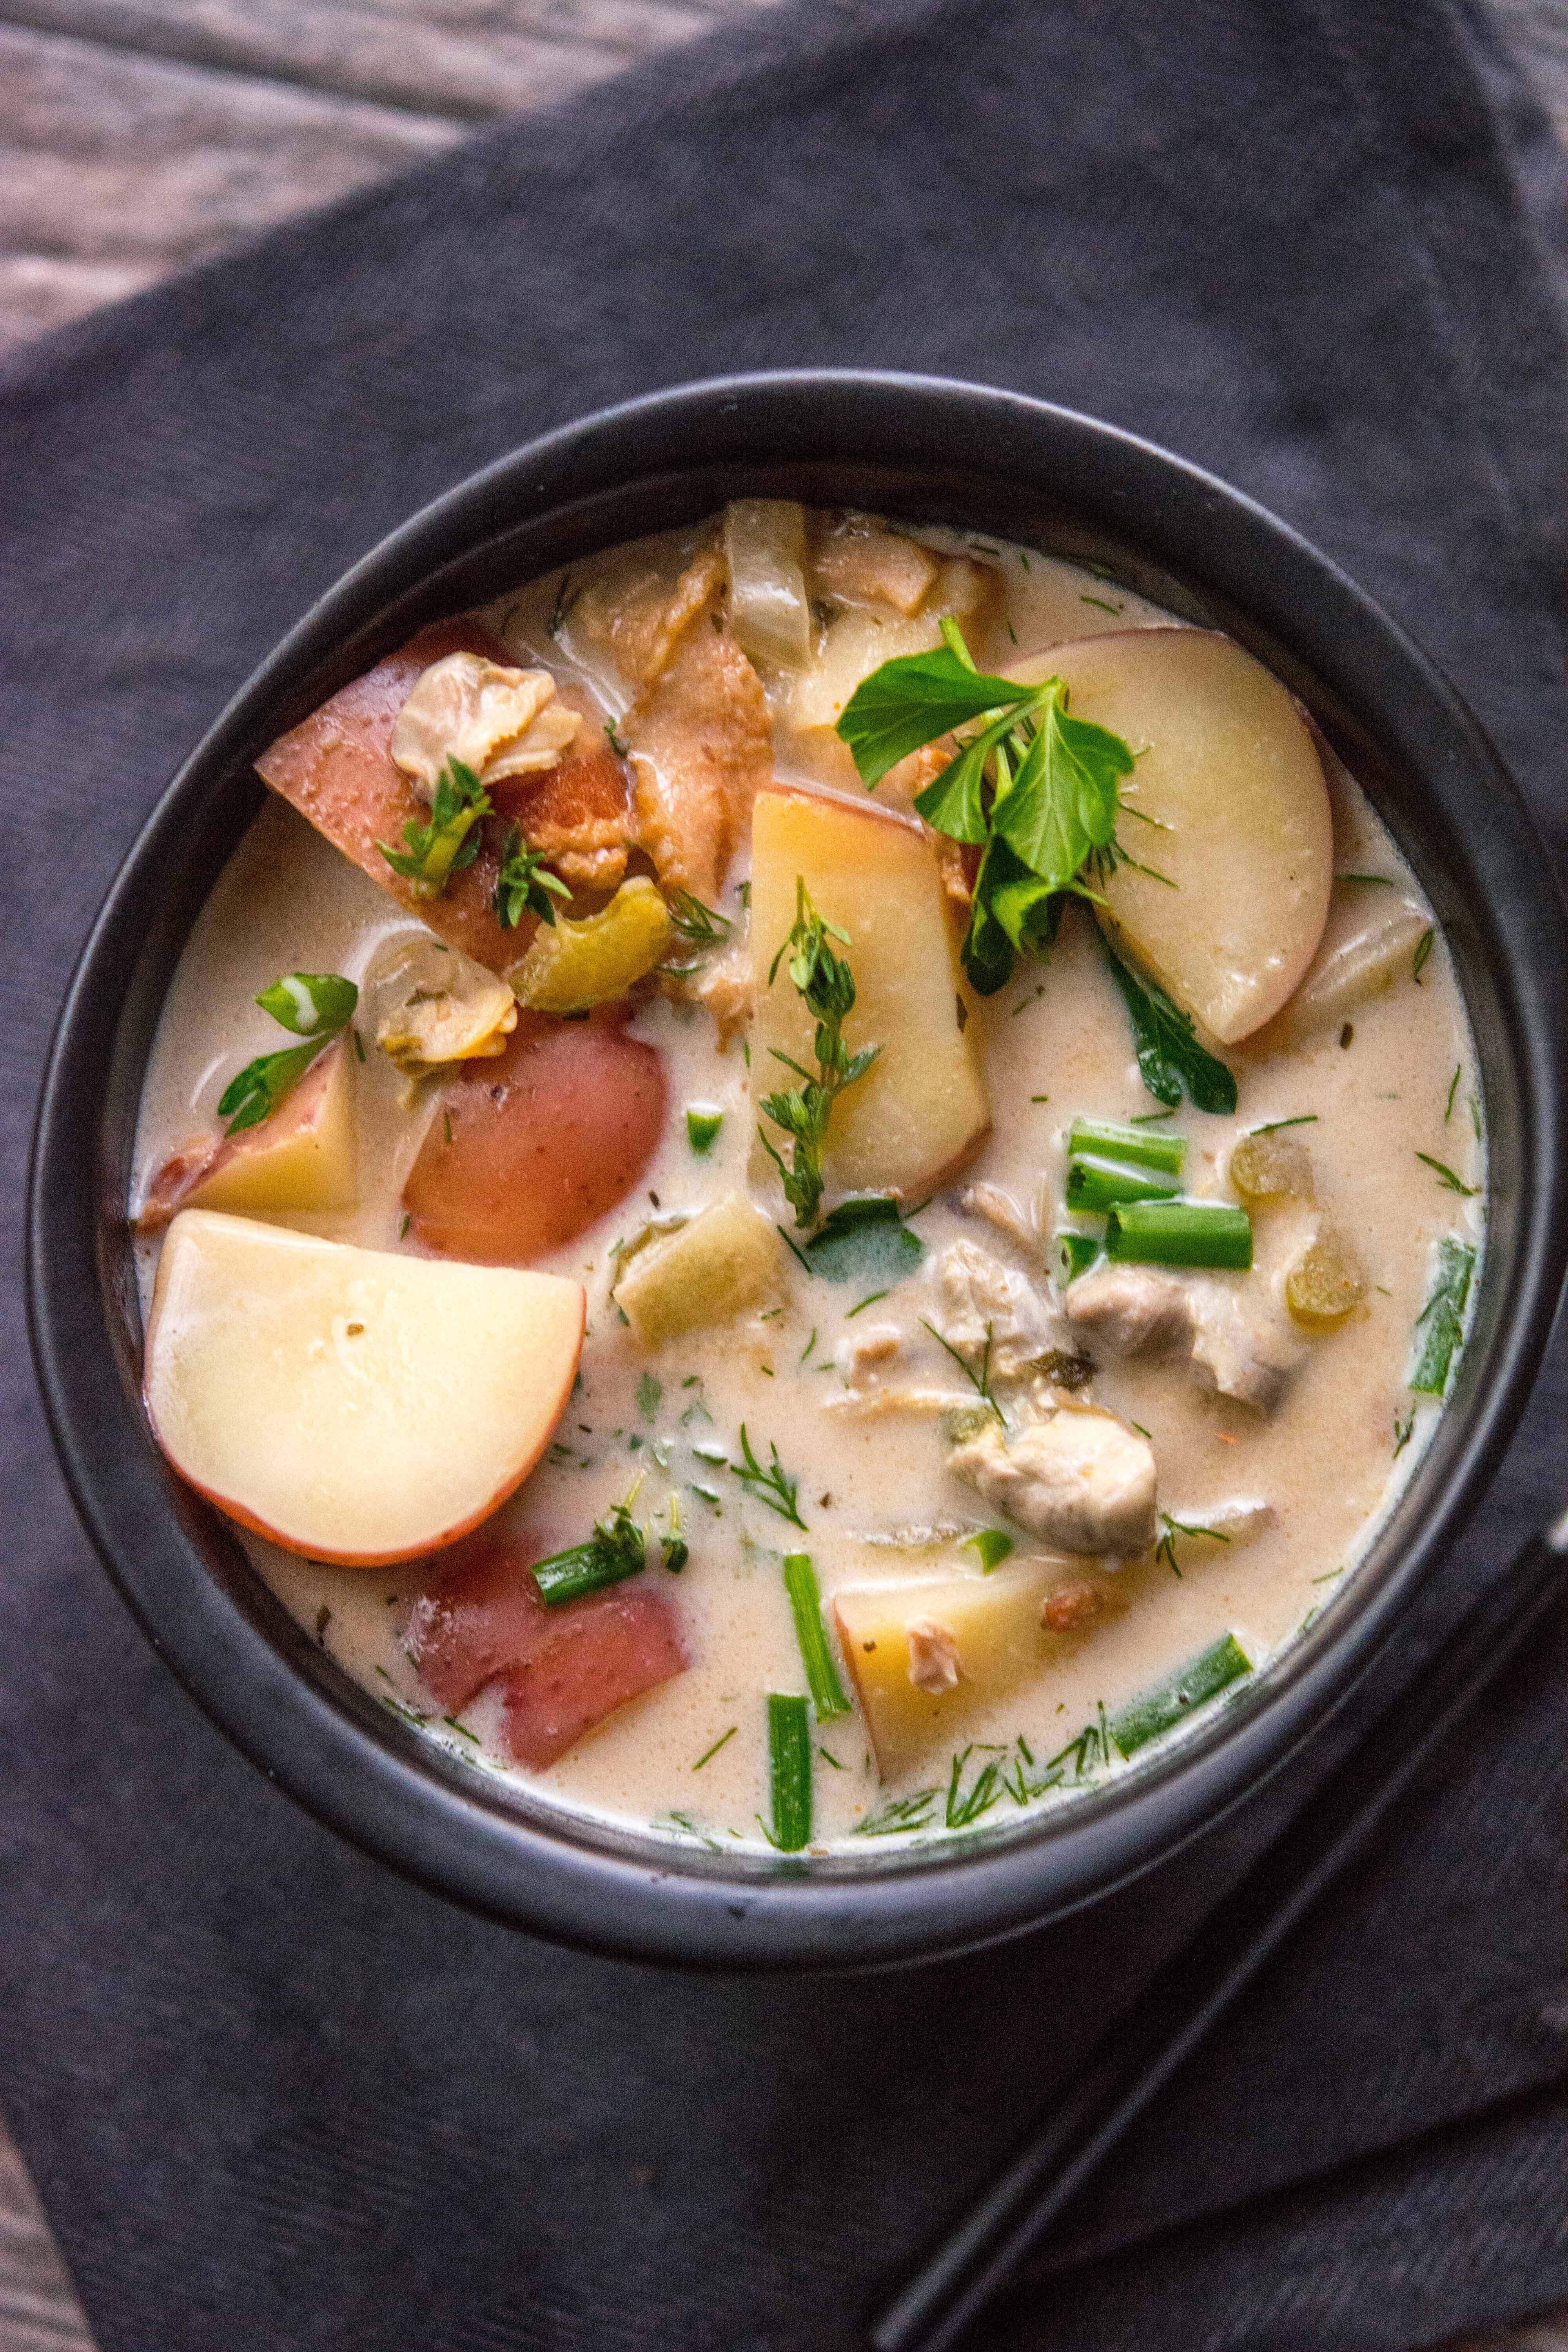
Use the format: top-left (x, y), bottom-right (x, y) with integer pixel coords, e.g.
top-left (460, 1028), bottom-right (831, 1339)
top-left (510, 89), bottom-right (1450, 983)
top-left (3, 4), bottom-right (1568, 2350)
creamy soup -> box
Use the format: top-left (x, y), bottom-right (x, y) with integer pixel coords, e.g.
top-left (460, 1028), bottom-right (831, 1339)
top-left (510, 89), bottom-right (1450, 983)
top-left (131, 507), bottom-right (1484, 1855)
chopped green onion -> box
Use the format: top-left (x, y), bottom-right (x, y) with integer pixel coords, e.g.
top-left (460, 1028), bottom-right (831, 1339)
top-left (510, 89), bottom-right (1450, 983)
top-left (1066, 1152), bottom-right (1181, 1214)
top-left (1067, 1117), bottom-right (1186, 1175)
top-left (963, 1529), bottom-right (1015, 1572)
top-left (686, 1104), bottom-right (724, 1153)
top-left (216, 1040), bottom-right (328, 1136)
top-left (1410, 1236), bottom-right (1476, 1397)
top-left (531, 1503), bottom-right (646, 1606)
top-left (766, 1693), bottom-right (813, 1851)
top-left (1109, 1633), bottom-right (1252, 1757)
top-left (1053, 1230), bottom-right (1101, 1285)
top-left (254, 971), bottom-right (359, 1036)
top-left (1105, 1198), bottom-right (1253, 1269)
top-left (782, 1554), bottom-right (851, 1720)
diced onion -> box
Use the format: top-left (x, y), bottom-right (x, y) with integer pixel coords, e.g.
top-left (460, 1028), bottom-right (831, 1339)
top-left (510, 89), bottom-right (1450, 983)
top-left (723, 499), bottom-right (812, 671)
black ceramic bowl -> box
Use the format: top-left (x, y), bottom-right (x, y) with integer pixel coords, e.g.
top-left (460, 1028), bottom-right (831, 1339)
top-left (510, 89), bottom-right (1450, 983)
top-left (28, 372), bottom-right (1568, 1971)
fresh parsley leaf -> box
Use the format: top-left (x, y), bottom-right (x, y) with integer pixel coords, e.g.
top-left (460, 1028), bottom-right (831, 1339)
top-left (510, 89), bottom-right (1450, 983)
top-left (802, 1196), bottom-right (925, 1286)
top-left (1101, 936), bottom-right (1237, 1116)
top-left (493, 823), bottom-right (570, 929)
top-left (377, 757), bottom-right (492, 899)
top-left (990, 687), bottom-right (1131, 890)
top-left (837, 644), bottom-right (1041, 785)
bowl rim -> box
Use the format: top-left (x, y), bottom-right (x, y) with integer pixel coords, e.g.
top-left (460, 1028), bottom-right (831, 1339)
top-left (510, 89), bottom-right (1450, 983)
top-left (27, 368), bottom-right (1568, 1971)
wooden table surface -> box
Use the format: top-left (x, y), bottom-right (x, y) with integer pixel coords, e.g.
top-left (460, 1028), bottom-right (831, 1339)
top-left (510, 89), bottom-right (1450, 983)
top-left (4, 2), bottom-right (1567, 2344)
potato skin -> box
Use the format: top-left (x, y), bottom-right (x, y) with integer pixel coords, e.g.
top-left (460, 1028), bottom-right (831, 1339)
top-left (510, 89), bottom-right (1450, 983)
top-left (403, 1012), bottom-right (666, 1263)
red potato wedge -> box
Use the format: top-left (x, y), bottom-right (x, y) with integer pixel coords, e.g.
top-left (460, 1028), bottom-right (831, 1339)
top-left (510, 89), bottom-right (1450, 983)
top-left (404, 1534), bottom-right (688, 1768)
top-left (143, 1210), bottom-right (585, 1564)
top-left (1011, 630), bottom-right (1333, 1043)
top-left (255, 619), bottom-right (634, 969)
top-left (136, 1036), bottom-right (355, 1231)
top-left (749, 784), bottom-right (990, 1199)
top-left (403, 1012), bottom-right (667, 1263)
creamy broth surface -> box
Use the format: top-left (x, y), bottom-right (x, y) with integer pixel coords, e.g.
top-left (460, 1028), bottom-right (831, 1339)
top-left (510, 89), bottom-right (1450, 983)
top-left (132, 515), bottom-right (1484, 1852)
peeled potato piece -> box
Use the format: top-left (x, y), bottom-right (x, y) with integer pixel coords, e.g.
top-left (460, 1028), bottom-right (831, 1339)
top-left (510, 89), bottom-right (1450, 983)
top-left (614, 1193), bottom-right (786, 1345)
top-left (833, 1565), bottom-right (1053, 1779)
top-left (1012, 630), bottom-right (1334, 1043)
top-left (144, 1210), bottom-right (585, 1564)
top-left (749, 786), bottom-right (990, 1201)
top-left (136, 1038), bottom-right (356, 1229)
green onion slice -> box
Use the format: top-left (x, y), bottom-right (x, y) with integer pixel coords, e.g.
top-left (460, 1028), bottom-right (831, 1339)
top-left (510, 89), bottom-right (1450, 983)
top-left (782, 1554), bottom-right (851, 1720)
top-left (254, 971), bottom-right (358, 1036)
top-left (1065, 1152), bottom-right (1182, 1214)
top-left (1053, 1230), bottom-right (1101, 1286)
top-left (766, 1693), bottom-right (813, 1851)
top-left (1109, 1633), bottom-right (1252, 1757)
top-left (686, 1104), bottom-right (724, 1153)
top-left (1105, 1198), bottom-right (1253, 1269)
top-left (963, 1529), bottom-right (1015, 1572)
top-left (531, 1506), bottom-right (646, 1607)
top-left (1067, 1117), bottom-right (1186, 1175)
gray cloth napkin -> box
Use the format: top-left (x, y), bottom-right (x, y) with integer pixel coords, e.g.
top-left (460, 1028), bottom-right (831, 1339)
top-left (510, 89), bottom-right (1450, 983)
top-left (4, 2), bottom-right (1568, 2347)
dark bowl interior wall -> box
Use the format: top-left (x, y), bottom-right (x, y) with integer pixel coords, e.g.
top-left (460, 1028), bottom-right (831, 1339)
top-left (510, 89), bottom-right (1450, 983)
top-left (28, 374), bottom-right (1568, 1971)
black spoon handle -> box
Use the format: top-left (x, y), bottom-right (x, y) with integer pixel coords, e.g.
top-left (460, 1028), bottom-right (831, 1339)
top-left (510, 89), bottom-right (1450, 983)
top-left (869, 1510), bottom-right (1568, 2352)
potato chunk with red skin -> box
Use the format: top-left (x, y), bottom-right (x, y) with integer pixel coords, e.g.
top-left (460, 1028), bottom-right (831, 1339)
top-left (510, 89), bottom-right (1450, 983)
top-left (402, 1012), bottom-right (667, 1263)
top-left (255, 618), bottom-right (635, 965)
top-left (405, 1534), bottom-right (688, 1768)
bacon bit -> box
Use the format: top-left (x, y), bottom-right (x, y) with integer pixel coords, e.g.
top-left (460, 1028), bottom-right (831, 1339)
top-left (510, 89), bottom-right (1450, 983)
top-left (1043, 1582), bottom-right (1103, 1634)
top-left (405, 1533), bottom-right (687, 1769)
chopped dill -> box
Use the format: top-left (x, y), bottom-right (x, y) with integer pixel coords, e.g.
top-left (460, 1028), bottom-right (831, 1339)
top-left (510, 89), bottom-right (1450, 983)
top-left (692, 1726), bottom-right (737, 1771)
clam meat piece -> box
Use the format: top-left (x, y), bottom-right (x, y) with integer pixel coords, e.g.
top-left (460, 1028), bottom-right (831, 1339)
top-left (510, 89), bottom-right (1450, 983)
top-left (1065, 1264), bottom-right (1301, 1414)
top-left (949, 1406), bottom-right (1158, 1556)
top-left (373, 937), bottom-right (517, 1076)
top-left (389, 652), bottom-right (581, 797)
top-left (936, 1238), bottom-right (1069, 1381)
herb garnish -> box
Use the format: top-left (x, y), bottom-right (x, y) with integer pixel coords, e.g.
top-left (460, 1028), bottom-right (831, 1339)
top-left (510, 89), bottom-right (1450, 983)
top-left (801, 1195), bottom-right (924, 1287)
top-left (217, 971), bottom-right (358, 1136)
top-left (661, 888), bottom-right (733, 978)
top-left (1412, 926), bottom-right (1435, 983)
top-left (1415, 1151), bottom-right (1477, 1197)
top-left (853, 1790), bottom-right (941, 1837)
top-left (492, 822), bottom-right (570, 929)
top-left (920, 1316), bottom-right (1001, 1418)
top-left (378, 756), bottom-right (492, 899)
top-left (726, 1426), bottom-right (806, 1528)
top-left (1100, 934), bottom-right (1237, 1114)
top-left (758, 879), bottom-right (880, 1228)
top-left (1155, 1514), bottom-right (1231, 1579)
top-left (692, 1726), bottom-right (737, 1771)
top-left (1410, 1236), bottom-right (1476, 1397)
top-left (835, 622), bottom-right (1142, 995)
top-left (946, 1744), bottom-right (1007, 1827)
top-left (1445, 1065), bottom-right (1462, 1122)
top-left (531, 1500), bottom-right (647, 1606)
